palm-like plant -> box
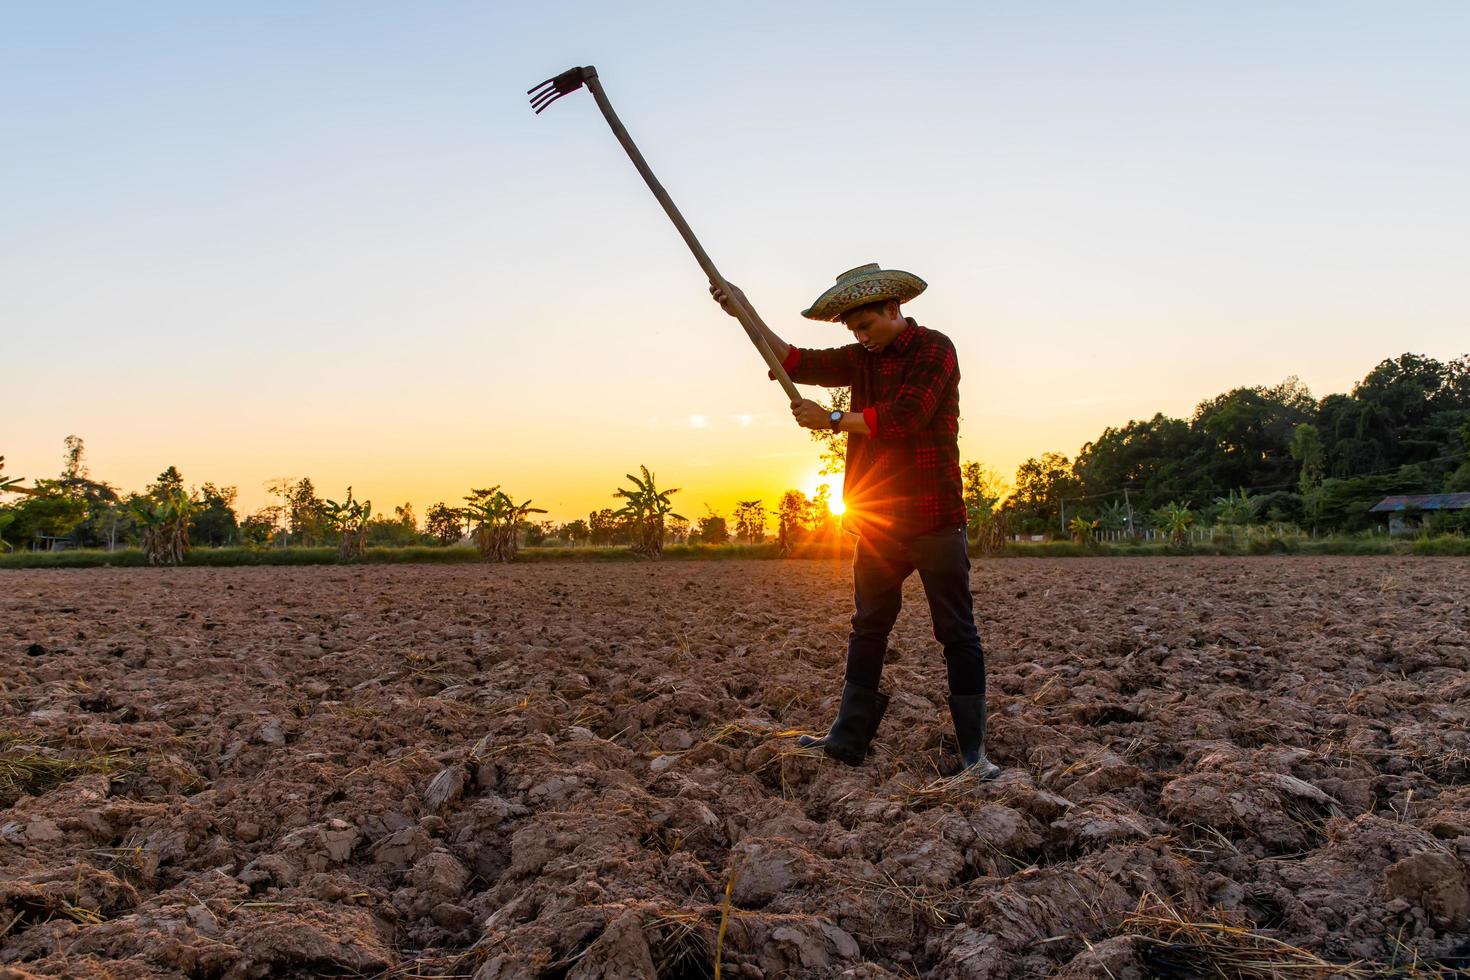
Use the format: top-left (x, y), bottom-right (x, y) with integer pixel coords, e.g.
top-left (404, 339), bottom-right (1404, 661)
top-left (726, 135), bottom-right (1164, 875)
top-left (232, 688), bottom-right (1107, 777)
top-left (132, 488), bottom-right (193, 566)
top-left (464, 486), bottom-right (545, 562)
top-left (973, 508), bottom-right (1009, 555)
top-left (1214, 488), bottom-right (1258, 526)
top-left (0, 456), bottom-right (37, 497)
top-left (1098, 500), bottom-right (1129, 534)
top-left (323, 487), bottom-right (372, 562)
top-left (614, 466), bottom-right (683, 558)
top-left (1157, 500), bottom-right (1194, 547)
top-left (1067, 515), bottom-right (1099, 546)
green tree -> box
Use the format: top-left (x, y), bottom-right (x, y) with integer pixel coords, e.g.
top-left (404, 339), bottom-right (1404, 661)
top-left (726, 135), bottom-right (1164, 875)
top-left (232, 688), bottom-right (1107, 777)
top-left (805, 485), bottom-right (836, 538)
top-left (190, 483), bottom-right (239, 547)
top-left (733, 499), bottom-right (767, 543)
top-left (1314, 467), bottom-right (1438, 532)
top-left (811, 387), bottom-right (851, 477)
top-left (1446, 421), bottom-right (1470, 492)
top-left (148, 465), bottom-right (186, 500)
top-left (1074, 413), bottom-right (1197, 513)
top-left (425, 503), bottom-right (465, 546)
top-left (776, 490), bottom-right (807, 555)
top-left (0, 484), bottom-right (86, 550)
top-left (960, 462), bottom-right (1007, 542)
top-left (365, 503), bottom-right (422, 547)
top-left (559, 518), bottom-right (590, 546)
top-left (695, 507), bottom-right (729, 545)
top-left (285, 478), bottom-right (327, 546)
top-left (1188, 378), bottom-right (1315, 496)
top-left (1289, 423), bottom-right (1326, 493)
top-left (62, 435), bottom-right (86, 479)
top-left (1005, 452), bottom-right (1081, 535)
top-left (239, 509), bottom-right (277, 547)
top-left (589, 508), bottom-right (630, 545)
top-left (45, 438), bottom-right (126, 548)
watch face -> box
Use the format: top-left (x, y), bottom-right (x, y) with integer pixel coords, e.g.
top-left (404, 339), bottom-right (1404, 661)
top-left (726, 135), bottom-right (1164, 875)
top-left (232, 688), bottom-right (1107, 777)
top-left (830, 411), bottom-right (843, 423)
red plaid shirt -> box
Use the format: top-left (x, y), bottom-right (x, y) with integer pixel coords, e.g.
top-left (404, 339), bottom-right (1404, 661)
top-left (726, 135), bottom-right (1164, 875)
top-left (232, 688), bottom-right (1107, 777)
top-left (780, 318), bottom-right (966, 545)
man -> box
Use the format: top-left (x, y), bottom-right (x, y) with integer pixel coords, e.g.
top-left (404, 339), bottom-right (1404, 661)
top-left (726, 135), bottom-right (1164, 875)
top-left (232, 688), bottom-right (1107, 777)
top-left (711, 263), bottom-right (1000, 779)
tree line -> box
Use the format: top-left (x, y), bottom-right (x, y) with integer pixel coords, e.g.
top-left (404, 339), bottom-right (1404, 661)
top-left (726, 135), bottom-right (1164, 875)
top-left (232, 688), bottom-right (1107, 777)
top-left (0, 446), bottom-right (853, 562)
top-left (8, 351), bottom-right (1464, 560)
top-left (997, 352), bottom-right (1470, 537)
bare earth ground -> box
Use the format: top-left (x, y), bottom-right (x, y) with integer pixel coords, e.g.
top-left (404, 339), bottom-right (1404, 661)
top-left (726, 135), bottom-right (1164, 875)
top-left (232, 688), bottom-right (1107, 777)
top-left (2, 557), bottom-right (1469, 979)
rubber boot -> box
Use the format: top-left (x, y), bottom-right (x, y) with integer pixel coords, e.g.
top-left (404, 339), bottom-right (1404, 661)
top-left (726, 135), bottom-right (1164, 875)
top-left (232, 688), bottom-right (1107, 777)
top-left (949, 694), bottom-right (1002, 779)
top-left (797, 682), bottom-right (890, 766)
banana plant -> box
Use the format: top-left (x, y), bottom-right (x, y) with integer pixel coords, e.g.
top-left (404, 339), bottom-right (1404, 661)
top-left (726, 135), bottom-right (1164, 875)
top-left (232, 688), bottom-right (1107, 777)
top-left (464, 486), bottom-right (545, 562)
top-left (1067, 515), bottom-right (1099, 546)
top-left (1214, 488), bottom-right (1258, 526)
top-left (131, 488), bottom-right (193, 566)
top-left (1098, 500), bottom-right (1129, 533)
top-left (614, 466), bottom-right (683, 558)
top-left (323, 487), bottom-right (372, 561)
top-left (0, 456), bottom-right (37, 497)
top-left (1156, 500), bottom-right (1195, 547)
top-left (972, 508), bottom-right (1009, 555)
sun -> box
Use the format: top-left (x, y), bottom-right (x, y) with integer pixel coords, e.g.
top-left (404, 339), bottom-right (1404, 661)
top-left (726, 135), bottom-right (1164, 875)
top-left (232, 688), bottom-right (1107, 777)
top-left (803, 472), bottom-right (845, 515)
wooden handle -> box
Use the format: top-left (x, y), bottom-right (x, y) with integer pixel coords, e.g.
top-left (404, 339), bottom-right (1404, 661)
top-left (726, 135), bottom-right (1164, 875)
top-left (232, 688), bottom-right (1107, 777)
top-left (583, 74), bottom-right (801, 404)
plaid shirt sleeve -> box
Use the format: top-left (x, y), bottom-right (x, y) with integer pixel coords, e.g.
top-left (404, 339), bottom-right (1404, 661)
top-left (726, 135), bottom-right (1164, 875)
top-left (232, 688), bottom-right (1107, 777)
top-left (769, 344), bottom-right (861, 388)
top-left (869, 336), bottom-right (957, 439)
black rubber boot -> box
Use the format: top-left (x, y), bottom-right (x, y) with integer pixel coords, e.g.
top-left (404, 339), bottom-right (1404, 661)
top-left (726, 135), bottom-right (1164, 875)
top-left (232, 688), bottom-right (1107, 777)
top-left (949, 694), bottom-right (1002, 779)
top-left (797, 682), bottom-right (890, 766)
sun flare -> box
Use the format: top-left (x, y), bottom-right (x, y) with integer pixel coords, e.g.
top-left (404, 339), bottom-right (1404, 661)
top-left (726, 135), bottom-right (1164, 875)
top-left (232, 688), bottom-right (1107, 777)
top-left (803, 472), bottom-right (845, 515)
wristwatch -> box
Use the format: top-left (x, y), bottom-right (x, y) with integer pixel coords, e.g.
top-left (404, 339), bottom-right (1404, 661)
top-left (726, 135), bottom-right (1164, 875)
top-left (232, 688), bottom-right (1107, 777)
top-left (828, 409), bottom-right (844, 432)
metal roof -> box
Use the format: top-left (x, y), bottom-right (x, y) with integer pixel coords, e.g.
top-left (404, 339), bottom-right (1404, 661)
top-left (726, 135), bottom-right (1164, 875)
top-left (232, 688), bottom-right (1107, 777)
top-left (1369, 493), bottom-right (1470, 513)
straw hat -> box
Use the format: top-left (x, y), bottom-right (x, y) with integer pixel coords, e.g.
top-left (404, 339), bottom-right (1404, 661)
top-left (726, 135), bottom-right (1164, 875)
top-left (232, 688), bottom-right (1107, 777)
top-left (801, 263), bottom-right (927, 321)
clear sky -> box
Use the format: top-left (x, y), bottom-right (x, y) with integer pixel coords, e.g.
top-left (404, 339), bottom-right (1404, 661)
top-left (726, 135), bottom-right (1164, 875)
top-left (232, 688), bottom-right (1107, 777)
top-left (5, 2), bottom-right (1468, 523)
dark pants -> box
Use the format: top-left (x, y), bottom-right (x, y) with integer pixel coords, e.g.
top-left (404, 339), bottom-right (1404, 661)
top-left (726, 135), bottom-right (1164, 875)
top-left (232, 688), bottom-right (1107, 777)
top-left (845, 525), bottom-right (986, 696)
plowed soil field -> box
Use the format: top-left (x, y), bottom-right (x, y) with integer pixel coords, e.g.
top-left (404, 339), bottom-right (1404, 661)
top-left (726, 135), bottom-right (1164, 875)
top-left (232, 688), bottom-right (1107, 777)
top-left (3, 557), bottom-right (1470, 978)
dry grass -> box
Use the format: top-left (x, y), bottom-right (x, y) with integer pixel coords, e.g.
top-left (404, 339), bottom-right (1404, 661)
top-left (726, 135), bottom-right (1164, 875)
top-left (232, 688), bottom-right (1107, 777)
top-left (833, 868), bottom-right (963, 929)
top-left (526, 910), bottom-right (714, 975)
top-left (374, 951), bottom-right (479, 979)
top-left (647, 722), bottom-right (789, 762)
top-left (1310, 732), bottom-right (1470, 786)
top-left (647, 908), bottom-right (710, 977)
top-left (888, 764), bottom-right (1003, 812)
top-left (0, 889), bottom-right (108, 939)
top-left (1122, 891), bottom-right (1370, 978)
top-left (1026, 673), bottom-right (1059, 704)
top-left (713, 865), bottom-right (738, 980)
top-left (0, 730), bottom-right (137, 797)
top-left (659, 613), bottom-right (692, 665)
top-left (84, 840), bottom-right (147, 884)
top-left (326, 702), bottom-right (384, 721)
top-left (747, 737), bottom-right (824, 801)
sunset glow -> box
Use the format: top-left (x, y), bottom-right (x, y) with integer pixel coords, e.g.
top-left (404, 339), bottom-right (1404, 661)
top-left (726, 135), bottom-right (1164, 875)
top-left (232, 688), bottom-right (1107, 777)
top-left (4, 4), bottom-right (1468, 528)
top-left (804, 472), bottom-right (846, 516)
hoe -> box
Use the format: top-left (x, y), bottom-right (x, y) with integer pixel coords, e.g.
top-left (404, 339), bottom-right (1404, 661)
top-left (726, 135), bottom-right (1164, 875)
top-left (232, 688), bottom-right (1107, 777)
top-left (528, 65), bottom-right (801, 403)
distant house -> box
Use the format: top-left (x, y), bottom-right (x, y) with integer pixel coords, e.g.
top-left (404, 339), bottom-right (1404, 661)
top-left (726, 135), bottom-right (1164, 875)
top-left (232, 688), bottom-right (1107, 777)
top-left (1369, 493), bottom-right (1470, 535)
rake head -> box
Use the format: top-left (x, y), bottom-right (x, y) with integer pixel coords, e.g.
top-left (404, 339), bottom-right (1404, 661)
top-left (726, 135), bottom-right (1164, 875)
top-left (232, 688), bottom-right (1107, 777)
top-left (528, 65), bottom-right (597, 114)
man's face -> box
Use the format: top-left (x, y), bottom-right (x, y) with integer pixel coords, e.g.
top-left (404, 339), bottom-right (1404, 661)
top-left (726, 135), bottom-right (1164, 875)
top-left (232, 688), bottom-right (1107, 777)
top-left (842, 302), bottom-right (905, 352)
